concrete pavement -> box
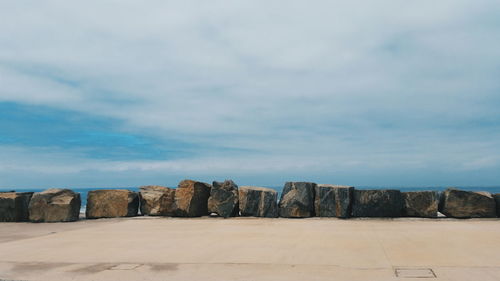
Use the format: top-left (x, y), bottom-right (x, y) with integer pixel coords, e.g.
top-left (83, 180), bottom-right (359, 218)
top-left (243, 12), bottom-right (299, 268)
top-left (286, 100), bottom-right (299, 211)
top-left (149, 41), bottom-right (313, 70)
top-left (0, 217), bottom-right (499, 281)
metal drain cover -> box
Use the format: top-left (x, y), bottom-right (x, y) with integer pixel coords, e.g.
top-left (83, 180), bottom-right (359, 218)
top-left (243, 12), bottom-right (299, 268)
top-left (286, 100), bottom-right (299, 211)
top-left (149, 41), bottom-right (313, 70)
top-left (395, 268), bottom-right (436, 278)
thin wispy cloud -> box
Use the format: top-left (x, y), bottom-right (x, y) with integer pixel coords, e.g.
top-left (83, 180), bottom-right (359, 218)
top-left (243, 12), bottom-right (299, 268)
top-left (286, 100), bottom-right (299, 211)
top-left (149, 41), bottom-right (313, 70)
top-left (1, 1), bottom-right (500, 188)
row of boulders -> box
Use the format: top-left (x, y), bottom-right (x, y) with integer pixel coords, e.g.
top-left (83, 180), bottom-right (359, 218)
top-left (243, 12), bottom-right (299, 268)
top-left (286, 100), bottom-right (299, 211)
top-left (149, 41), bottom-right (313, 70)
top-left (1, 180), bottom-right (499, 222)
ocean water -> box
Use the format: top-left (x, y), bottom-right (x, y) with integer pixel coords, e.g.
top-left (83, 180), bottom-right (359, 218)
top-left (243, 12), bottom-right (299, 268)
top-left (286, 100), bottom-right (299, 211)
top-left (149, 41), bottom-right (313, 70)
top-left (2, 185), bottom-right (499, 213)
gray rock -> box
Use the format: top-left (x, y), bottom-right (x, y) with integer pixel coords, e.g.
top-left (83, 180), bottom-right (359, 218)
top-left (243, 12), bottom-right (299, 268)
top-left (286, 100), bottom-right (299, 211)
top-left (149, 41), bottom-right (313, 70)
top-left (208, 180), bottom-right (239, 218)
top-left (0, 192), bottom-right (33, 222)
top-left (314, 185), bottom-right (353, 218)
top-left (29, 189), bottom-right (81, 222)
top-left (494, 194), bottom-right (500, 217)
top-left (402, 191), bottom-right (438, 218)
top-left (139, 186), bottom-right (176, 216)
top-left (239, 186), bottom-right (278, 218)
top-left (86, 189), bottom-right (139, 219)
top-left (174, 180), bottom-right (212, 217)
top-left (351, 189), bottom-right (403, 217)
top-left (279, 182), bottom-right (315, 218)
top-left (439, 188), bottom-right (496, 218)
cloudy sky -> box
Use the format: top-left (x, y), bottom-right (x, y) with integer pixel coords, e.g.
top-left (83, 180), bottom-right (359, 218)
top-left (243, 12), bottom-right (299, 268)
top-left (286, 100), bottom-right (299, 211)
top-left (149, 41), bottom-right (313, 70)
top-left (1, 1), bottom-right (500, 188)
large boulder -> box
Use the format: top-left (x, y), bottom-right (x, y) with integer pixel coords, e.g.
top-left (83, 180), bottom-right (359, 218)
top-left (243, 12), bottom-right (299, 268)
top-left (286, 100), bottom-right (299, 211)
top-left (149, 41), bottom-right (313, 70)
top-left (208, 180), bottom-right (239, 218)
top-left (351, 189), bottom-right (403, 217)
top-left (314, 185), bottom-right (354, 218)
top-left (174, 180), bottom-right (211, 217)
top-left (439, 188), bottom-right (496, 218)
top-left (139, 186), bottom-right (176, 216)
top-left (29, 189), bottom-right (81, 222)
top-left (86, 189), bottom-right (139, 219)
top-left (402, 191), bottom-right (438, 218)
top-left (239, 186), bottom-right (278, 218)
top-left (494, 194), bottom-right (500, 217)
top-left (0, 192), bottom-right (33, 222)
top-left (279, 182), bottom-right (315, 218)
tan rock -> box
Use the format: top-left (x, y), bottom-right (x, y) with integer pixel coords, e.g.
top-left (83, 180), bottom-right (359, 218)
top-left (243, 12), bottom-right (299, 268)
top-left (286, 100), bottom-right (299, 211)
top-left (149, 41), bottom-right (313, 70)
top-left (139, 186), bottom-right (176, 216)
top-left (174, 180), bottom-right (211, 217)
top-left (86, 189), bottom-right (139, 219)
top-left (29, 188), bottom-right (80, 222)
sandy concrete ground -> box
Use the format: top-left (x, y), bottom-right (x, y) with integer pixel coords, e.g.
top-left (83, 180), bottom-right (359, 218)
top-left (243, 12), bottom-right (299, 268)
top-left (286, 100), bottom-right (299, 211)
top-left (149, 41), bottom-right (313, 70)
top-left (0, 217), bottom-right (499, 281)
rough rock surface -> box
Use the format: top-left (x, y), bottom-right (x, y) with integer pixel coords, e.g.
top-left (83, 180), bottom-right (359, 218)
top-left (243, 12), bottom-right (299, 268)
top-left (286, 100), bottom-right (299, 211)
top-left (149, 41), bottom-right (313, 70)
top-left (314, 185), bottom-right (353, 218)
top-left (494, 194), bottom-right (500, 217)
top-left (174, 180), bottom-right (212, 217)
top-left (279, 182), bottom-right (316, 218)
top-left (207, 180), bottom-right (239, 218)
top-left (86, 189), bottom-right (139, 219)
top-left (351, 189), bottom-right (403, 217)
top-left (29, 189), bottom-right (81, 222)
top-left (439, 188), bottom-right (496, 218)
top-left (402, 191), bottom-right (438, 218)
top-left (0, 192), bottom-right (33, 222)
top-left (139, 186), bottom-right (176, 216)
top-left (239, 186), bottom-right (278, 218)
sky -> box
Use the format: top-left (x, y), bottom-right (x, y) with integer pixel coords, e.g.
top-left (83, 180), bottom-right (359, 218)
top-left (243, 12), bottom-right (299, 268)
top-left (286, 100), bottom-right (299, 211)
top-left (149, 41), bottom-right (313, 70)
top-left (1, 1), bottom-right (500, 188)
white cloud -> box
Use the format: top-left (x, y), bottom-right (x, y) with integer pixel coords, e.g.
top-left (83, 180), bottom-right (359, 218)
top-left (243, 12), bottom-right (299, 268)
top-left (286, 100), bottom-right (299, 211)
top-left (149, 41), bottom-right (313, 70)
top-left (0, 0), bottom-right (500, 187)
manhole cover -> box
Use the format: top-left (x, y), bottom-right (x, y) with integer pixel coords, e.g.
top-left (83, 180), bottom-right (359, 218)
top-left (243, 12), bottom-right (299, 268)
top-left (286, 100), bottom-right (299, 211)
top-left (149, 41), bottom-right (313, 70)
top-left (395, 268), bottom-right (436, 278)
top-left (109, 264), bottom-right (142, 270)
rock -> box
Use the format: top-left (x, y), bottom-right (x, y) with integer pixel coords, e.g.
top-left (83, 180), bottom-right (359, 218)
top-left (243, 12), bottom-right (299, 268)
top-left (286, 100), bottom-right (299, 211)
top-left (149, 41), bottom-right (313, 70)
top-left (402, 191), bottom-right (438, 218)
top-left (239, 186), bottom-right (278, 218)
top-left (439, 188), bottom-right (496, 218)
top-left (494, 194), bottom-right (500, 217)
top-left (351, 189), bottom-right (403, 217)
top-left (279, 182), bottom-right (315, 218)
top-left (314, 185), bottom-right (354, 218)
top-left (207, 180), bottom-right (239, 218)
top-left (139, 186), bottom-right (176, 216)
top-left (29, 189), bottom-right (81, 222)
top-left (0, 192), bottom-right (33, 222)
top-left (174, 180), bottom-right (212, 217)
top-left (86, 189), bottom-right (139, 219)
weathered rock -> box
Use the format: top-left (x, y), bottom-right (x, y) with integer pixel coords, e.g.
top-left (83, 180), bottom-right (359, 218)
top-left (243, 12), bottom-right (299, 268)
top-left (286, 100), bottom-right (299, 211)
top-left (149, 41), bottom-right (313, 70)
top-left (86, 189), bottom-right (139, 219)
top-left (29, 189), bottom-right (81, 222)
top-left (314, 185), bottom-right (354, 218)
top-left (239, 186), bottom-right (278, 218)
top-left (139, 186), bottom-right (176, 216)
top-left (494, 194), bottom-right (500, 217)
top-left (439, 188), bottom-right (496, 218)
top-left (402, 191), bottom-right (438, 218)
top-left (207, 180), bottom-right (239, 218)
top-left (0, 192), bottom-right (33, 222)
top-left (351, 189), bottom-right (403, 217)
top-left (279, 182), bottom-right (315, 218)
top-left (174, 180), bottom-right (211, 217)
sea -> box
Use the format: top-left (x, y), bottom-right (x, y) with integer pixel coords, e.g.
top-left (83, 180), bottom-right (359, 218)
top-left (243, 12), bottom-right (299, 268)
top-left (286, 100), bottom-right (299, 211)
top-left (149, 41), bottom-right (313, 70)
top-left (2, 185), bottom-right (500, 213)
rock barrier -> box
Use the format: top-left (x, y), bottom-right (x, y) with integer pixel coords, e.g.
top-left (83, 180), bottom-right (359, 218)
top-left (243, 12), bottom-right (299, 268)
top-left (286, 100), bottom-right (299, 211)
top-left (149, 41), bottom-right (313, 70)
top-left (139, 186), bottom-right (176, 216)
top-left (402, 191), bottom-right (438, 218)
top-left (208, 180), bottom-right (239, 218)
top-left (439, 188), bottom-right (496, 218)
top-left (86, 189), bottom-right (139, 219)
top-left (174, 180), bottom-right (211, 217)
top-left (0, 181), bottom-right (498, 222)
top-left (351, 189), bottom-right (403, 217)
top-left (29, 188), bottom-right (80, 222)
top-left (279, 182), bottom-right (315, 218)
top-left (0, 192), bottom-right (33, 222)
top-left (239, 186), bottom-right (278, 218)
